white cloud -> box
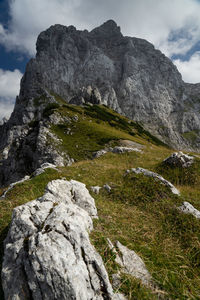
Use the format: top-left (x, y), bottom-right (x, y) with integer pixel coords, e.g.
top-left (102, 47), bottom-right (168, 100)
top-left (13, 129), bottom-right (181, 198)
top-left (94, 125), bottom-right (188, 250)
top-left (174, 52), bottom-right (200, 83)
top-left (0, 69), bottom-right (22, 98)
top-left (0, 99), bottom-right (15, 120)
top-left (0, 69), bottom-right (22, 120)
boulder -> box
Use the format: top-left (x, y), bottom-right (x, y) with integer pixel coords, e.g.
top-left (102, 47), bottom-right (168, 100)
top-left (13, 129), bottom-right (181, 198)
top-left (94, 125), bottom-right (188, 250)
top-left (178, 201), bottom-right (200, 219)
top-left (107, 239), bottom-right (153, 287)
top-left (128, 167), bottom-right (180, 195)
top-left (2, 179), bottom-right (124, 300)
top-left (163, 152), bottom-right (194, 168)
top-left (91, 186), bottom-right (102, 194)
top-left (93, 149), bottom-right (108, 159)
top-left (112, 146), bottom-right (142, 154)
top-left (103, 184), bottom-right (112, 193)
top-left (93, 146), bottom-right (142, 159)
top-left (32, 162), bottom-right (58, 177)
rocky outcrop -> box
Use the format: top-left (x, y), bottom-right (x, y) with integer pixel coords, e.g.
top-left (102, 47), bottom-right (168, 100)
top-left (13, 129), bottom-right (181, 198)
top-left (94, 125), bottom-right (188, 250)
top-left (163, 152), bottom-right (194, 168)
top-left (0, 97), bottom-right (75, 187)
top-left (178, 202), bottom-right (200, 219)
top-left (12, 20), bottom-right (200, 151)
top-left (127, 167), bottom-right (180, 195)
top-left (93, 146), bottom-right (142, 159)
top-left (32, 162), bottom-right (58, 177)
top-left (1, 179), bottom-right (123, 300)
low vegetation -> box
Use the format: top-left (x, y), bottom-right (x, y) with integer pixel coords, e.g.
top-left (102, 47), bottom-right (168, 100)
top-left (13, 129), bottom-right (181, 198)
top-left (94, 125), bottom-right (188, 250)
top-left (1, 100), bottom-right (200, 299)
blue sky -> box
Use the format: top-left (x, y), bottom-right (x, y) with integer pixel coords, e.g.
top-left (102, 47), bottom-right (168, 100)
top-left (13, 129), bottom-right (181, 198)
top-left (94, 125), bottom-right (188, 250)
top-left (1, 0), bottom-right (200, 120)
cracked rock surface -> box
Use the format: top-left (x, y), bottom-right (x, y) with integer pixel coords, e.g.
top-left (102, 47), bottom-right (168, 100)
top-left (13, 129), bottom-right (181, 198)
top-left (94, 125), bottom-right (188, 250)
top-left (2, 179), bottom-right (123, 300)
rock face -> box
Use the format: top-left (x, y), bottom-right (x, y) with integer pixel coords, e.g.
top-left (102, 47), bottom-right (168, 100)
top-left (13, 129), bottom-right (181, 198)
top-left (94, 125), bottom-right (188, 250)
top-left (128, 167), bottom-right (180, 195)
top-left (163, 152), bottom-right (194, 168)
top-left (13, 20), bottom-right (200, 151)
top-left (1, 179), bottom-right (123, 300)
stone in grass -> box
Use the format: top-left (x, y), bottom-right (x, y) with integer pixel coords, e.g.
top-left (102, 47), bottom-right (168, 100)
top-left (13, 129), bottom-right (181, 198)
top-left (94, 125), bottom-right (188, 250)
top-left (103, 184), bottom-right (112, 193)
top-left (32, 162), bottom-right (58, 177)
top-left (178, 201), bottom-right (200, 219)
top-left (112, 146), bottom-right (142, 154)
top-left (163, 151), bottom-right (194, 168)
top-left (107, 239), bottom-right (153, 287)
top-left (91, 186), bottom-right (102, 194)
top-left (128, 167), bottom-right (180, 195)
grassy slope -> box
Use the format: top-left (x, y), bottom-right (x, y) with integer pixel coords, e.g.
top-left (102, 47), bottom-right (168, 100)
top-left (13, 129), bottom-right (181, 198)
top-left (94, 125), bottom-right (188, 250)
top-left (1, 102), bottom-right (200, 299)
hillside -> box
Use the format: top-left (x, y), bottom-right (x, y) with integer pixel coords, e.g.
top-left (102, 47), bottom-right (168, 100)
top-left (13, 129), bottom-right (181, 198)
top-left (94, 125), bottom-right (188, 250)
top-left (1, 102), bottom-right (200, 299)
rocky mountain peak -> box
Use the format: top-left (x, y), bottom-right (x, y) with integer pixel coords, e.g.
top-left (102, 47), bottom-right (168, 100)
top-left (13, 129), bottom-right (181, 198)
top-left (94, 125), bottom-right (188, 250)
top-left (91, 19), bottom-right (122, 37)
top-left (16, 20), bottom-right (200, 151)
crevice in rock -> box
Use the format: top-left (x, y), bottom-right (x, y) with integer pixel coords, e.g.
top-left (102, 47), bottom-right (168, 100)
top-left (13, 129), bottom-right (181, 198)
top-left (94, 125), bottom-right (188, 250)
top-left (92, 260), bottom-right (112, 300)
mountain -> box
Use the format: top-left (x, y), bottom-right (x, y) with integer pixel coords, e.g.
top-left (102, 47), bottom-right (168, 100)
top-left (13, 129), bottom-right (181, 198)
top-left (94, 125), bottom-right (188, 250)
top-left (17, 20), bottom-right (200, 149)
top-left (0, 20), bottom-right (200, 186)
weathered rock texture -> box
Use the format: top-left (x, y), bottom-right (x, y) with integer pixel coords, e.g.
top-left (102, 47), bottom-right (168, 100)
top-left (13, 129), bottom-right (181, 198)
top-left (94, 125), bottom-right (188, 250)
top-left (13, 20), bottom-right (200, 151)
top-left (1, 179), bottom-right (123, 300)
top-left (163, 152), bottom-right (194, 168)
top-left (178, 201), bottom-right (200, 219)
top-left (93, 146), bottom-right (142, 159)
top-left (127, 167), bottom-right (180, 195)
top-left (107, 239), bottom-right (153, 288)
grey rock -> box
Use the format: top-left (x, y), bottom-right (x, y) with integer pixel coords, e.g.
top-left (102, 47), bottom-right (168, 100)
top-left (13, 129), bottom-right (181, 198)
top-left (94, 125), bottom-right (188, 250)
top-left (93, 146), bottom-right (141, 159)
top-left (2, 179), bottom-right (122, 300)
top-left (93, 149), bottom-right (108, 159)
top-left (128, 167), bottom-right (180, 195)
top-left (70, 86), bottom-right (102, 105)
top-left (178, 201), bottom-right (200, 219)
top-left (103, 184), bottom-right (112, 193)
top-left (163, 151), bottom-right (194, 168)
top-left (0, 118), bottom-right (73, 187)
top-left (91, 186), bottom-right (102, 194)
top-left (112, 146), bottom-right (142, 154)
top-left (112, 272), bottom-right (122, 290)
top-left (0, 175), bottom-right (30, 199)
top-left (107, 239), bottom-right (153, 287)
top-left (32, 162), bottom-right (58, 177)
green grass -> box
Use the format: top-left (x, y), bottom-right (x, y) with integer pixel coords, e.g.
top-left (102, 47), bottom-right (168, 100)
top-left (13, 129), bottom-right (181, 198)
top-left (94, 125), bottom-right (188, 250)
top-left (1, 98), bottom-right (200, 299)
top-left (182, 131), bottom-right (199, 143)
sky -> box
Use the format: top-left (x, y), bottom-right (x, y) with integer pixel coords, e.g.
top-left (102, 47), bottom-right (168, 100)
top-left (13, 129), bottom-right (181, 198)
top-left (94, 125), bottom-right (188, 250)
top-left (1, 0), bottom-right (200, 120)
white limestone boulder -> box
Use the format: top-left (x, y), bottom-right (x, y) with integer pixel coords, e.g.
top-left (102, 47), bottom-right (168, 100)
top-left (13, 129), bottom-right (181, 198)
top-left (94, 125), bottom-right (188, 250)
top-left (2, 179), bottom-right (123, 300)
top-left (128, 167), bottom-right (180, 195)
